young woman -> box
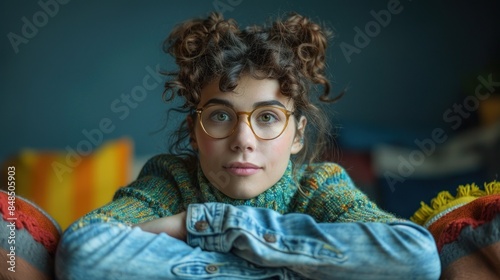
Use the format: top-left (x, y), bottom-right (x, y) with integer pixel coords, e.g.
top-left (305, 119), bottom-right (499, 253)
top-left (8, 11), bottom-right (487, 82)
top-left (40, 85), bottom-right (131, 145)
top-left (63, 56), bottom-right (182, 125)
top-left (55, 12), bottom-right (440, 279)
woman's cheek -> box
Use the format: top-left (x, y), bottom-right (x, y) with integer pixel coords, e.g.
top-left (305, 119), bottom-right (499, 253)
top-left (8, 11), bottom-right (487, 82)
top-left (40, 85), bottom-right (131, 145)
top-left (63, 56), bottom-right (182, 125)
top-left (197, 134), bottom-right (219, 157)
top-left (276, 130), bottom-right (296, 152)
top-left (265, 137), bottom-right (293, 164)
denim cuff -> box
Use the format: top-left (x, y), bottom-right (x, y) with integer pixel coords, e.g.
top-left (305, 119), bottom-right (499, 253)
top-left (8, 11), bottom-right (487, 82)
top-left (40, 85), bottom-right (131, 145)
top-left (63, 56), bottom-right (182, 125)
top-left (186, 203), bottom-right (229, 252)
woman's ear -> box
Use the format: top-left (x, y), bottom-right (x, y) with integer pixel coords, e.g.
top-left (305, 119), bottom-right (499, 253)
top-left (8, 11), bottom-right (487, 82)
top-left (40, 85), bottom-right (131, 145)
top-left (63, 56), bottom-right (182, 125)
top-left (291, 116), bottom-right (307, 154)
top-left (187, 115), bottom-right (198, 151)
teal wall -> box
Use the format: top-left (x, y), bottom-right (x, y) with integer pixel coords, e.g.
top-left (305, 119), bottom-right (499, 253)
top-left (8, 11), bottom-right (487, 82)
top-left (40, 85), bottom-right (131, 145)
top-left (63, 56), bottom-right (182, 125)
top-left (2, 0), bottom-right (499, 160)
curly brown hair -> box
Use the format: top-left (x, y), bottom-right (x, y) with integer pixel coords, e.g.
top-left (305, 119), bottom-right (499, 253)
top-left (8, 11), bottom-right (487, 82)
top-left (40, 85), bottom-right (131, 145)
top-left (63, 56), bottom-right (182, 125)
top-left (162, 12), bottom-right (342, 171)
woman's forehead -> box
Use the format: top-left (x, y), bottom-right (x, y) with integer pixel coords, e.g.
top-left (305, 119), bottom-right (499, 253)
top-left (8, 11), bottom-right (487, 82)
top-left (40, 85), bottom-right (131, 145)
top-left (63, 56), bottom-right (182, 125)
top-left (199, 75), bottom-right (294, 109)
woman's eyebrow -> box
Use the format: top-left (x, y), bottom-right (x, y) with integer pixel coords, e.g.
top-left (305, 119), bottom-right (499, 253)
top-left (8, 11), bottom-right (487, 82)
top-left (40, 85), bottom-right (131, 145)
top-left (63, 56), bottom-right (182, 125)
top-left (200, 98), bottom-right (233, 108)
top-left (201, 98), bottom-right (286, 109)
top-left (253, 100), bottom-right (286, 108)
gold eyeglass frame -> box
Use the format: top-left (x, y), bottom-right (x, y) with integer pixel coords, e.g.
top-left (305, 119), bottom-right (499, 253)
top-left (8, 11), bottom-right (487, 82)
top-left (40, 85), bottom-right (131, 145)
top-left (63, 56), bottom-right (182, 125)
top-left (195, 105), bottom-right (294, 140)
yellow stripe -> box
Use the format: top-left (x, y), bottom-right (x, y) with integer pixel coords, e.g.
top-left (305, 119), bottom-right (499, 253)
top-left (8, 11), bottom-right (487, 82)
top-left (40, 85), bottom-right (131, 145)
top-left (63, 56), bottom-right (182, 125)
top-left (45, 154), bottom-right (75, 229)
top-left (73, 153), bottom-right (94, 223)
top-left (91, 139), bottom-right (131, 210)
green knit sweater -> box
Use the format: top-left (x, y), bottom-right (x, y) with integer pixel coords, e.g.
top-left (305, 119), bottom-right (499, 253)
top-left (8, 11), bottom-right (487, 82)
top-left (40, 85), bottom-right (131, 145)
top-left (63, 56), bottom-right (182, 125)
top-left (70, 154), bottom-right (401, 231)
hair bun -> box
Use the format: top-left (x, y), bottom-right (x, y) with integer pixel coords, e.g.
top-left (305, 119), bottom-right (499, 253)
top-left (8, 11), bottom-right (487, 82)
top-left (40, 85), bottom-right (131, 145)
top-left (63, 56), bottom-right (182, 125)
top-left (165, 12), bottom-right (239, 64)
top-left (162, 12), bottom-right (240, 105)
top-left (270, 13), bottom-right (335, 100)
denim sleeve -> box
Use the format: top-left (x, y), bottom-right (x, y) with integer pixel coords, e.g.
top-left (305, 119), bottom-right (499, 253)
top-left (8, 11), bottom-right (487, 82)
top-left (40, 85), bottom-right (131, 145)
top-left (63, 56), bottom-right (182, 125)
top-left (56, 221), bottom-right (305, 279)
top-left (186, 203), bottom-right (441, 280)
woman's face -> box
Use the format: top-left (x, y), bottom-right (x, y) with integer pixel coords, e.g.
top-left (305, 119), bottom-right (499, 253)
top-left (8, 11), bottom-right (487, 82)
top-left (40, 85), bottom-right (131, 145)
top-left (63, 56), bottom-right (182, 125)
top-left (191, 75), bottom-right (306, 199)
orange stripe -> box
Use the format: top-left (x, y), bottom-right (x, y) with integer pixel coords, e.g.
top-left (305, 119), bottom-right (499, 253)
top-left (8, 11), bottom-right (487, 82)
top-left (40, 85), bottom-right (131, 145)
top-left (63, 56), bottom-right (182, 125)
top-left (0, 248), bottom-right (49, 279)
top-left (32, 152), bottom-right (58, 211)
top-left (73, 153), bottom-right (94, 223)
top-left (117, 138), bottom-right (133, 185)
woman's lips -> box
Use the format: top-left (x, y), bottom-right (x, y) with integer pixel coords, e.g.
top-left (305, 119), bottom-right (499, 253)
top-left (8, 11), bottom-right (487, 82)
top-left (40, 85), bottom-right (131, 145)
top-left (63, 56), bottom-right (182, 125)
top-left (224, 163), bottom-right (262, 176)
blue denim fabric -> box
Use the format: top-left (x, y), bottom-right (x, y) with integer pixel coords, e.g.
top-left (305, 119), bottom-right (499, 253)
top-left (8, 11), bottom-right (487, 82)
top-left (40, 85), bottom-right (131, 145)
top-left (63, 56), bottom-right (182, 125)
top-left (56, 203), bottom-right (440, 279)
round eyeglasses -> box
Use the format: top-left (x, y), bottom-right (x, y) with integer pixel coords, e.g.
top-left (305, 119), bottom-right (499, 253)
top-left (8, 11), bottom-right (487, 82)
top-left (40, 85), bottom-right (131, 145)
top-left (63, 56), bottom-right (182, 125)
top-left (195, 104), bottom-right (294, 140)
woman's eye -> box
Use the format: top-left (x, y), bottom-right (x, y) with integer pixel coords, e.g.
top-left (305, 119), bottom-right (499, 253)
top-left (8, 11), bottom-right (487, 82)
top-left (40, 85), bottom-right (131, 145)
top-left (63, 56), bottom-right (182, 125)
top-left (258, 113), bottom-right (278, 123)
top-left (210, 112), bottom-right (231, 122)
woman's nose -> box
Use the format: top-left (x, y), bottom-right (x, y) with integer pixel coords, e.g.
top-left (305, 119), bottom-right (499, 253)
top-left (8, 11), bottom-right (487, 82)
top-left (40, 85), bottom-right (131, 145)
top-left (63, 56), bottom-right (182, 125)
top-left (229, 115), bottom-right (257, 152)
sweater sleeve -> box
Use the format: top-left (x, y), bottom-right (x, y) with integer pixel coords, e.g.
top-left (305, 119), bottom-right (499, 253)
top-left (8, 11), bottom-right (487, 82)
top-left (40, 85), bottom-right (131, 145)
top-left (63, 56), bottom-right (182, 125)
top-left (300, 163), bottom-right (400, 223)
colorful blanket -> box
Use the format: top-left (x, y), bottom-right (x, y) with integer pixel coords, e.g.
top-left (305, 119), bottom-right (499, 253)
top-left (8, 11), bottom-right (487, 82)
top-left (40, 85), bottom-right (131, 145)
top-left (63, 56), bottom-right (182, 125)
top-left (411, 181), bottom-right (500, 279)
top-left (0, 190), bottom-right (61, 280)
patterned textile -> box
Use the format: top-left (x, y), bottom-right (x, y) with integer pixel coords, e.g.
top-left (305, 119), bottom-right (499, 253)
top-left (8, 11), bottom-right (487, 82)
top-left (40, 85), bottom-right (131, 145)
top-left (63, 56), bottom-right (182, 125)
top-left (411, 181), bottom-right (500, 279)
top-left (0, 190), bottom-right (62, 280)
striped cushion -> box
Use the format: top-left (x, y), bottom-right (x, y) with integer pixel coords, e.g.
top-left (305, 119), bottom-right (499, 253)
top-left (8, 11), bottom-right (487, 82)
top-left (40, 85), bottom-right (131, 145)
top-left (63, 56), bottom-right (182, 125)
top-left (411, 181), bottom-right (500, 277)
top-left (0, 190), bottom-right (62, 279)
top-left (3, 138), bottom-right (132, 229)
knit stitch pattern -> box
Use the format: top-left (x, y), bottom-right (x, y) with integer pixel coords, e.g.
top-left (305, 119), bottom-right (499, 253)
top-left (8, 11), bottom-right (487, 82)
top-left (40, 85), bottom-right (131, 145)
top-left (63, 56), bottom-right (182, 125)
top-left (70, 154), bottom-right (401, 232)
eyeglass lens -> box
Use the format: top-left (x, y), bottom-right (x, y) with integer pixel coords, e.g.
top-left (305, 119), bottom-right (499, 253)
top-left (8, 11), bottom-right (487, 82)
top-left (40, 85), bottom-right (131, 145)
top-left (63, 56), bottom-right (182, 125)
top-left (199, 105), bottom-right (289, 139)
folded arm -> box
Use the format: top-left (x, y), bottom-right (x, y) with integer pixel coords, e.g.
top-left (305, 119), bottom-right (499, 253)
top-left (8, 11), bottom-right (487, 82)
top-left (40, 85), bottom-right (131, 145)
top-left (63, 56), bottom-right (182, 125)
top-left (186, 203), bottom-right (441, 280)
top-left (56, 219), bottom-right (295, 279)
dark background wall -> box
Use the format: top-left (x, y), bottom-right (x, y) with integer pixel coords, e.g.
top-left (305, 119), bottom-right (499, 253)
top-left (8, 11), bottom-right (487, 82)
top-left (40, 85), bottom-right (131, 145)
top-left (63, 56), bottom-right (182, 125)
top-left (2, 0), bottom-right (500, 160)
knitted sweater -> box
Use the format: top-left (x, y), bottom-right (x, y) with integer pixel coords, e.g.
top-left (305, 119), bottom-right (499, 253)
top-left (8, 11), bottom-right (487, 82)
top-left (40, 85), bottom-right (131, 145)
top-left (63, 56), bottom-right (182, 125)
top-left (70, 154), bottom-right (400, 231)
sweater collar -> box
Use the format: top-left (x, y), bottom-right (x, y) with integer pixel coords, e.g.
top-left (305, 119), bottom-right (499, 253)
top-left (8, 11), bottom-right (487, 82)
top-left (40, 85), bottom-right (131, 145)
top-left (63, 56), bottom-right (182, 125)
top-left (196, 161), bottom-right (298, 214)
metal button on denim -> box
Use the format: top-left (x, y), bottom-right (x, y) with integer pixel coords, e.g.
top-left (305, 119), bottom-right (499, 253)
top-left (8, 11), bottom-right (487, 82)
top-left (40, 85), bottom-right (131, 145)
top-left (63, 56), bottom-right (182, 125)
top-left (194, 221), bottom-right (209, 231)
top-left (263, 233), bottom-right (277, 243)
top-left (205, 264), bottom-right (219, 274)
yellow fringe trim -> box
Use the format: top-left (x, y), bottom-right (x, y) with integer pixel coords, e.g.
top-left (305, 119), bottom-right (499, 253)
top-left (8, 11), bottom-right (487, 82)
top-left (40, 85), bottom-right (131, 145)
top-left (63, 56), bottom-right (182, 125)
top-left (410, 181), bottom-right (500, 226)
top-left (485, 181), bottom-right (500, 195)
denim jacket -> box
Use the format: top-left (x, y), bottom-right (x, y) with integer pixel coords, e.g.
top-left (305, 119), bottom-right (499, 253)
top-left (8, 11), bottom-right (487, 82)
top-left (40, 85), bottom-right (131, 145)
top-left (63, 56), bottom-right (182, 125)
top-left (55, 155), bottom-right (441, 279)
